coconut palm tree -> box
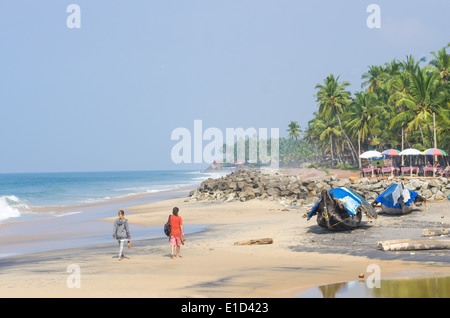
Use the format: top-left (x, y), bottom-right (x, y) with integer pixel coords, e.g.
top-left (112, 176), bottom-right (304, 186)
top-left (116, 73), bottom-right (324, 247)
top-left (391, 67), bottom-right (445, 147)
top-left (384, 59), bottom-right (402, 78)
top-left (315, 74), bottom-right (358, 165)
top-left (343, 91), bottom-right (383, 167)
top-left (319, 117), bottom-right (342, 168)
top-left (304, 115), bottom-right (322, 163)
top-left (287, 121), bottom-right (301, 140)
top-left (400, 55), bottom-right (425, 75)
top-left (361, 65), bottom-right (389, 94)
top-left (428, 45), bottom-right (449, 84)
top-left (303, 46), bottom-right (449, 170)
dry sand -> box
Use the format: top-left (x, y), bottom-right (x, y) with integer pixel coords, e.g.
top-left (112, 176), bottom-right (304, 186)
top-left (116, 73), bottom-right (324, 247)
top-left (0, 186), bottom-right (449, 298)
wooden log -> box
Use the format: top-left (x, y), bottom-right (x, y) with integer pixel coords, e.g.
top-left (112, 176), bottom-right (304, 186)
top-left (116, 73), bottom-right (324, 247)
top-left (422, 228), bottom-right (450, 237)
top-left (234, 238), bottom-right (273, 245)
top-left (377, 239), bottom-right (450, 251)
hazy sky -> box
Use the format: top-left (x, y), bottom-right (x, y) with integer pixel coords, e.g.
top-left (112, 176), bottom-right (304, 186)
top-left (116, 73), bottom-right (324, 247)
top-left (0, 0), bottom-right (448, 173)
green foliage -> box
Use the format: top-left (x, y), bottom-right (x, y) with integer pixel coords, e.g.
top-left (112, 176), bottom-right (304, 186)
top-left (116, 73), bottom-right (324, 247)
top-left (303, 45), bottom-right (450, 168)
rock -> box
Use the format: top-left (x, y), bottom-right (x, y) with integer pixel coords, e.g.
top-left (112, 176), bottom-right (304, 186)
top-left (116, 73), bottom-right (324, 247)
top-left (429, 179), bottom-right (440, 188)
top-left (188, 168), bottom-right (446, 205)
top-left (224, 193), bottom-right (236, 202)
top-left (422, 189), bottom-right (433, 198)
top-left (330, 179), bottom-right (350, 188)
top-left (349, 176), bottom-right (359, 184)
top-left (409, 179), bottom-right (422, 189)
top-left (244, 187), bottom-right (256, 200)
top-left (267, 187), bottom-right (281, 197)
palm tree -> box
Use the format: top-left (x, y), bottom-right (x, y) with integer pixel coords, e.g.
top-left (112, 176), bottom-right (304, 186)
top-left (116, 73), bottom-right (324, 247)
top-left (391, 67), bottom-right (445, 147)
top-left (303, 47), bottom-right (449, 170)
top-left (304, 115), bottom-right (341, 167)
top-left (361, 65), bottom-right (388, 94)
top-left (315, 74), bottom-right (358, 165)
top-left (318, 117), bottom-right (341, 168)
top-left (343, 91), bottom-right (383, 167)
top-left (400, 55), bottom-right (425, 74)
top-left (428, 45), bottom-right (450, 84)
top-left (436, 103), bottom-right (450, 151)
top-left (304, 115), bottom-right (321, 163)
top-left (287, 121), bottom-right (301, 140)
top-left (384, 59), bottom-right (402, 78)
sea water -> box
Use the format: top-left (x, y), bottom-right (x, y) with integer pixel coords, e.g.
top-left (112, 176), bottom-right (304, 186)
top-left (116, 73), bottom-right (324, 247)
top-left (0, 170), bottom-right (229, 258)
top-left (0, 170), bottom-right (225, 213)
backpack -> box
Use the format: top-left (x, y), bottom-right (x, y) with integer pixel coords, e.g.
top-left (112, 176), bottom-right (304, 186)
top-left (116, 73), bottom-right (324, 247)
top-left (164, 215), bottom-right (171, 236)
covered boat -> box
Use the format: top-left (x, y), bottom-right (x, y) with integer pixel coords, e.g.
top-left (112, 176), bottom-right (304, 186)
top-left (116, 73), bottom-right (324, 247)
top-left (306, 188), bottom-right (377, 231)
top-left (372, 183), bottom-right (424, 215)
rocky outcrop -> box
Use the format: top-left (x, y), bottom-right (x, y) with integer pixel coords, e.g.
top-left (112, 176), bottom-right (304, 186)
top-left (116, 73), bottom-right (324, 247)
top-left (187, 168), bottom-right (450, 206)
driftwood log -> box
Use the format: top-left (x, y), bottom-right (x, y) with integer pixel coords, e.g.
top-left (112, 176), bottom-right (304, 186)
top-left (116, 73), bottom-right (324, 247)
top-left (422, 228), bottom-right (450, 237)
top-left (377, 239), bottom-right (450, 251)
top-left (234, 238), bottom-right (273, 245)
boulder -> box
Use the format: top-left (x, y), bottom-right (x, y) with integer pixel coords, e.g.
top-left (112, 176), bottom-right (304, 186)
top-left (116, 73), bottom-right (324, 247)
top-left (189, 168), bottom-right (447, 205)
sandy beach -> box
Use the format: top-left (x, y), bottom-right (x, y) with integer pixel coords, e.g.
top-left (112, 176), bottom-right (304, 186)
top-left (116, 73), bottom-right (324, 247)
top-left (0, 169), bottom-right (449, 299)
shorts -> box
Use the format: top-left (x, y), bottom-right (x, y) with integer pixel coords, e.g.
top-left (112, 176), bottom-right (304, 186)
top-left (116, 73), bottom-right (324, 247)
top-left (170, 236), bottom-right (182, 247)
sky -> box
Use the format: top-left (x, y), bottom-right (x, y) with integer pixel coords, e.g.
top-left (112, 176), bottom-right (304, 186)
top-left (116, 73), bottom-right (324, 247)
top-left (0, 0), bottom-right (448, 173)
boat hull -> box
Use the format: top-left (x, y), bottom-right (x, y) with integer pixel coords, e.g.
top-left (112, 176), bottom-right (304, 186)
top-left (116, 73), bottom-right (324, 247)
top-left (381, 204), bottom-right (413, 215)
top-left (315, 190), bottom-right (362, 231)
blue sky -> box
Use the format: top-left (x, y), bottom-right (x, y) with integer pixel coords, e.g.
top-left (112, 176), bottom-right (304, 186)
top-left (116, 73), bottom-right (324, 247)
top-left (0, 0), bottom-right (448, 173)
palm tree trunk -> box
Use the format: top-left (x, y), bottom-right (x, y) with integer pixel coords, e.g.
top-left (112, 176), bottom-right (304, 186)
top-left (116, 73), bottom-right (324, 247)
top-left (426, 123), bottom-right (434, 148)
top-left (313, 142), bottom-right (318, 163)
top-left (330, 135), bottom-right (334, 168)
top-left (337, 143), bottom-right (343, 165)
top-left (358, 131), bottom-right (361, 168)
top-left (335, 114), bottom-right (358, 165)
top-left (418, 125), bottom-right (426, 146)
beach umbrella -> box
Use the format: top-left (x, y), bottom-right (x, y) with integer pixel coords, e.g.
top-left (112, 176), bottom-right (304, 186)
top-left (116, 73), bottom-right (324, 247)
top-left (359, 151), bottom-right (382, 176)
top-left (399, 148), bottom-right (422, 155)
top-left (381, 149), bottom-right (400, 156)
top-left (422, 148), bottom-right (448, 156)
top-left (399, 148), bottom-right (421, 177)
top-left (381, 149), bottom-right (400, 175)
top-left (359, 150), bottom-right (382, 159)
top-left (422, 148), bottom-right (448, 176)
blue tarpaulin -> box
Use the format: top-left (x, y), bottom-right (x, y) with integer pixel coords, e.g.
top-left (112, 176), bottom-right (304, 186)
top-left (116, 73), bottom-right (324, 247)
top-left (308, 187), bottom-right (376, 219)
top-left (374, 183), bottom-right (418, 209)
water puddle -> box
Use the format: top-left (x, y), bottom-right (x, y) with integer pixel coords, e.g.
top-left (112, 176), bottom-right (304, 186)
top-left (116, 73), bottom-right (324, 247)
top-left (298, 275), bottom-right (450, 298)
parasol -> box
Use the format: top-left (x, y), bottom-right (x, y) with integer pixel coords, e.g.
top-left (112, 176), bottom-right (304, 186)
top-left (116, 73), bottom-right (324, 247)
top-left (399, 148), bottom-right (421, 177)
top-left (381, 149), bottom-right (400, 156)
top-left (422, 148), bottom-right (448, 156)
top-left (399, 148), bottom-right (422, 155)
top-left (422, 148), bottom-right (448, 176)
top-left (359, 150), bottom-right (382, 159)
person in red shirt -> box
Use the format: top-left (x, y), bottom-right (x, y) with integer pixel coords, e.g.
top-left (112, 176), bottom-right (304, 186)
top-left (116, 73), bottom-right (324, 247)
top-left (169, 207), bottom-right (184, 259)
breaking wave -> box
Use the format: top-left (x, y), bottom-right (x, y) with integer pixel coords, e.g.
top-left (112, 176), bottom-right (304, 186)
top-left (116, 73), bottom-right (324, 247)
top-left (0, 195), bottom-right (29, 222)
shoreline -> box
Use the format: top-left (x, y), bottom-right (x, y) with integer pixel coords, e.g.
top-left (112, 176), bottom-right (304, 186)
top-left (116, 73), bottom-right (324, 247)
top-left (0, 168), bottom-right (449, 298)
top-left (0, 185), bottom-right (202, 259)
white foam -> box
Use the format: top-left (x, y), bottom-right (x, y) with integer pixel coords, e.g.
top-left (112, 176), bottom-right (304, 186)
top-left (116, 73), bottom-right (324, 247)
top-left (0, 195), bottom-right (28, 222)
top-left (52, 211), bottom-right (83, 218)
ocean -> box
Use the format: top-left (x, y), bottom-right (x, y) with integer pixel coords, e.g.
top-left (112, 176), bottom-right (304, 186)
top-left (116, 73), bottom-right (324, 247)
top-left (0, 170), bottom-right (229, 258)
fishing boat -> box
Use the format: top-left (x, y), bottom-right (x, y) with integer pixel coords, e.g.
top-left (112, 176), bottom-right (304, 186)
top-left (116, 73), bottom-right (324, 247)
top-left (305, 188), bottom-right (377, 231)
top-left (371, 183), bottom-right (424, 215)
